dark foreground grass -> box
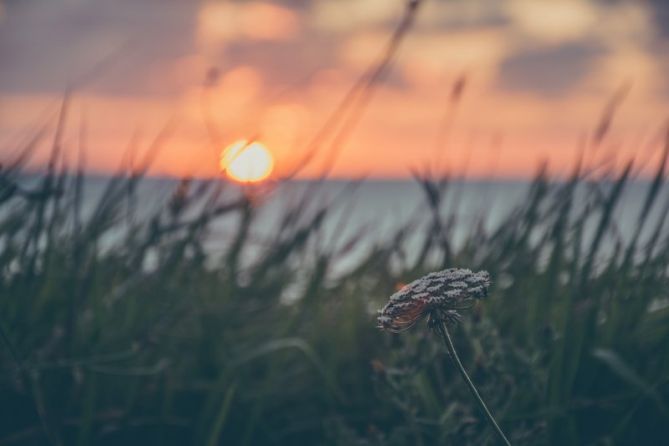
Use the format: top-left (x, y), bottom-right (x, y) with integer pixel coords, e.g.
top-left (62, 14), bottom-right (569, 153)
top-left (2, 132), bottom-right (669, 445)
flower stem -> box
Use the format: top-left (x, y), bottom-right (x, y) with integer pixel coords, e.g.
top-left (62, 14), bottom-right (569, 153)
top-left (436, 321), bottom-right (511, 445)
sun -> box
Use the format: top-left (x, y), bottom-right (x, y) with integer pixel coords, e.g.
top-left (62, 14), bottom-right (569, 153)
top-left (220, 139), bottom-right (275, 183)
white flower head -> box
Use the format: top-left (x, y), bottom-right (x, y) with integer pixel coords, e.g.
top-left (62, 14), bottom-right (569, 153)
top-left (377, 268), bottom-right (490, 332)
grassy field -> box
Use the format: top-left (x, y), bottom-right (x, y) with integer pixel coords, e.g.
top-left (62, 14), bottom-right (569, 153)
top-left (1, 125), bottom-right (669, 446)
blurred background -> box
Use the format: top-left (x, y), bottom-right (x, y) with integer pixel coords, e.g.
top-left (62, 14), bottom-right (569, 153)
top-left (1, 1), bottom-right (669, 445)
top-left (1, 0), bottom-right (669, 177)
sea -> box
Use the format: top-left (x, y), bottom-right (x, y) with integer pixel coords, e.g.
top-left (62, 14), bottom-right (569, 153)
top-left (59, 177), bottom-right (667, 276)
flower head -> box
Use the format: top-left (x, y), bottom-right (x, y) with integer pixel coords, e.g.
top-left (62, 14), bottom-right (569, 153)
top-left (377, 268), bottom-right (490, 332)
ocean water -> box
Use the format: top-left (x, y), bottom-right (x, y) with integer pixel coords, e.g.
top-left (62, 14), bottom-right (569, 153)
top-left (57, 177), bottom-right (669, 275)
top-left (73, 178), bottom-right (526, 248)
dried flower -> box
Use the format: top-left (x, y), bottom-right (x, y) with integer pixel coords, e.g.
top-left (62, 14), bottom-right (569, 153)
top-left (377, 268), bottom-right (490, 332)
top-left (376, 268), bottom-right (510, 445)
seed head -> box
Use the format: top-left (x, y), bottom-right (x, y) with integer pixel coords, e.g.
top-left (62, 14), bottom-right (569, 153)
top-left (377, 268), bottom-right (490, 332)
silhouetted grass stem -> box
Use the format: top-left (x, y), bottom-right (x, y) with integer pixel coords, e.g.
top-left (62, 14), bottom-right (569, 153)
top-left (435, 320), bottom-right (511, 446)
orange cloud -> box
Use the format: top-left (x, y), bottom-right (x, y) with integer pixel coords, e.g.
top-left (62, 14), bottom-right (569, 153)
top-left (198, 1), bottom-right (300, 54)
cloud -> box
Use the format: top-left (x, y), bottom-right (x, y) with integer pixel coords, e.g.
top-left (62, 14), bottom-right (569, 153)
top-left (643, 0), bottom-right (669, 97)
top-left (415, 0), bottom-right (509, 32)
top-left (496, 42), bottom-right (606, 97)
top-left (646, 0), bottom-right (669, 39)
top-left (0, 0), bottom-right (200, 97)
top-left (214, 35), bottom-right (339, 89)
top-left (397, 28), bottom-right (509, 88)
top-left (310, 0), bottom-right (401, 33)
top-left (505, 0), bottom-right (598, 44)
top-left (311, 0), bottom-right (510, 36)
top-left (197, 2), bottom-right (300, 53)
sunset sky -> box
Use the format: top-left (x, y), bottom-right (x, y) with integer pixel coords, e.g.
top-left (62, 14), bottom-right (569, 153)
top-left (1, 0), bottom-right (668, 179)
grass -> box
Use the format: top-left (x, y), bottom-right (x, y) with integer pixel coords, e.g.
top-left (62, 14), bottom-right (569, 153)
top-left (1, 118), bottom-right (669, 446)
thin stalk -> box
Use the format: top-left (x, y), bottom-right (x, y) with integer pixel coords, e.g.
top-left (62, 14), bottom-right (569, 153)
top-left (436, 321), bottom-right (511, 445)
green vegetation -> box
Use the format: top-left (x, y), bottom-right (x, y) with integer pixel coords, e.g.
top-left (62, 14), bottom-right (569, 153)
top-left (1, 123), bottom-right (669, 445)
